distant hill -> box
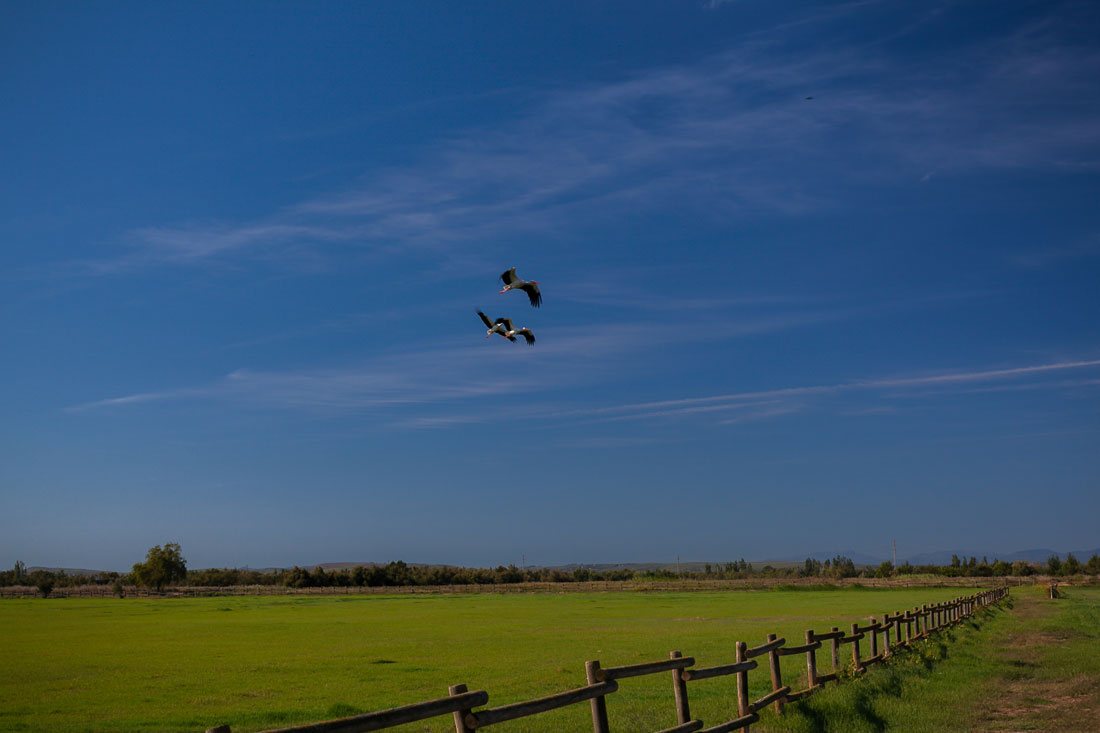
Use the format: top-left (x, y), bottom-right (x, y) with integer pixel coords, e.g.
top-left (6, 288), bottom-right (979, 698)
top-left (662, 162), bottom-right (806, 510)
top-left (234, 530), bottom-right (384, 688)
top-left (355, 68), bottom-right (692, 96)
top-left (20, 547), bottom-right (1100, 577)
top-left (770, 551), bottom-right (886, 567)
top-left (28, 566), bottom-right (113, 576)
top-left (901, 548), bottom-right (1100, 565)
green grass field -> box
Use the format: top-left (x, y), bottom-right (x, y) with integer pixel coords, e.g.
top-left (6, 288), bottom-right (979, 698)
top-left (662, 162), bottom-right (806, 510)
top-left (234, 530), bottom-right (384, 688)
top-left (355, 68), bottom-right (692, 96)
top-left (762, 585), bottom-right (1100, 732)
top-left (2, 586), bottom-right (1090, 733)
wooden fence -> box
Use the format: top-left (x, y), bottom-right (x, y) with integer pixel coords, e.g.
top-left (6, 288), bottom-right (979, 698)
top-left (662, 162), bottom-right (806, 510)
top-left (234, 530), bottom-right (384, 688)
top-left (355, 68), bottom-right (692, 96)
top-left (203, 587), bottom-right (1009, 733)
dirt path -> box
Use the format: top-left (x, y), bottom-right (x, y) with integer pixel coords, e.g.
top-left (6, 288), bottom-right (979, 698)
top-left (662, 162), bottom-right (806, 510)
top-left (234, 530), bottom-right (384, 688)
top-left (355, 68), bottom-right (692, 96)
top-left (975, 593), bottom-right (1100, 732)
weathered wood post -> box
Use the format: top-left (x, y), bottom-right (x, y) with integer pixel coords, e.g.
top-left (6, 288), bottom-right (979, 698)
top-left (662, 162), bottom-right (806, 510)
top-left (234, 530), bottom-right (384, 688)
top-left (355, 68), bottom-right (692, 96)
top-left (670, 650), bottom-right (691, 725)
top-left (450, 684), bottom-right (476, 733)
top-left (869, 618), bottom-right (879, 658)
top-left (881, 614), bottom-right (891, 657)
top-left (830, 626), bottom-right (841, 673)
top-left (766, 633), bottom-right (784, 714)
top-left (905, 611), bottom-right (913, 642)
top-left (894, 610), bottom-right (903, 645)
top-left (850, 623), bottom-right (862, 673)
top-left (585, 661), bottom-right (611, 733)
top-left (805, 629), bottom-right (818, 689)
top-left (735, 641), bottom-right (751, 720)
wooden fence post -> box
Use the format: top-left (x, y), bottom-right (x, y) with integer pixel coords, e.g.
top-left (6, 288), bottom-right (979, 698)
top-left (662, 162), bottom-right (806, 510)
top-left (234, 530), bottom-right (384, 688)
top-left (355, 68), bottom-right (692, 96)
top-left (869, 618), bottom-right (879, 658)
top-left (894, 610), bottom-right (903, 646)
top-left (766, 633), bottom-right (784, 714)
top-left (830, 626), bottom-right (841, 674)
top-left (450, 684), bottom-right (476, 733)
top-left (670, 650), bottom-right (691, 725)
top-left (735, 641), bottom-right (751, 720)
top-left (850, 624), bottom-right (862, 673)
top-left (585, 661), bottom-right (611, 733)
top-left (805, 629), bottom-right (818, 690)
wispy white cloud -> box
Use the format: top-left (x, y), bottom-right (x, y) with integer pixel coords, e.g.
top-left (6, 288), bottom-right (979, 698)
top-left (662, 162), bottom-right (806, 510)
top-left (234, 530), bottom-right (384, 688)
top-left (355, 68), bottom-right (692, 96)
top-left (545, 358), bottom-right (1100, 423)
top-left (71, 10), bottom-right (1100, 275)
top-left (72, 350), bottom-right (1100, 438)
top-left (65, 306), bottom-right (837, 416)
top-left (1009, 235), bottom-right (1100, 269)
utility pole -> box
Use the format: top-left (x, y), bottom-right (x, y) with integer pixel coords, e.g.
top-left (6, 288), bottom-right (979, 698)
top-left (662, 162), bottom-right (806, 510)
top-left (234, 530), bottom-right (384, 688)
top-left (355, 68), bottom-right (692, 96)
top-left (521, 554), bottom-right (526, 569)
top-left (676, 555), bottom-right (681, 577)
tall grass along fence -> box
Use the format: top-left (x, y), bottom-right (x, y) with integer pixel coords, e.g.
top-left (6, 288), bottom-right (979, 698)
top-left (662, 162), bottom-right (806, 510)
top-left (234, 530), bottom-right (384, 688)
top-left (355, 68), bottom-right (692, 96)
top-left (204, 587), bottom-right (1009, 733)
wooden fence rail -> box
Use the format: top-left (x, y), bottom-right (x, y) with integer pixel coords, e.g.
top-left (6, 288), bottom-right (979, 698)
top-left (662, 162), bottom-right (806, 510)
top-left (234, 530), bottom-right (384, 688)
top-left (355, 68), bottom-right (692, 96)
top-left (203, 586), bottom-right (1009, 733)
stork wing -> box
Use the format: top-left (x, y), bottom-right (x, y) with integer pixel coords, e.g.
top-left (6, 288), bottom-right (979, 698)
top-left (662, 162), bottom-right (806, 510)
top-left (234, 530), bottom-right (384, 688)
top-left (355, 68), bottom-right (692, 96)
top-left (495, 317), bottom-right (515, 332)
top-left (477, 310), bottom-right (494, 328)
top-left (500, 267), bottom-right (518, 285)
top-left (521, 282), bottom-right (542, 307)
top-left (518, 328), bottom-right (535, 345)
top-left (506, 334), bottom-right (518, 342)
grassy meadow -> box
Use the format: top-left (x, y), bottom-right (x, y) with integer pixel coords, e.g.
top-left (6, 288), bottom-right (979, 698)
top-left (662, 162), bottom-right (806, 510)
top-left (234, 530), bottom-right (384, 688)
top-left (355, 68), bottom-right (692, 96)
top-left (0, 586), bottom-right (1052, 733)
top-left (763, 585), bottom-right (1100, 732)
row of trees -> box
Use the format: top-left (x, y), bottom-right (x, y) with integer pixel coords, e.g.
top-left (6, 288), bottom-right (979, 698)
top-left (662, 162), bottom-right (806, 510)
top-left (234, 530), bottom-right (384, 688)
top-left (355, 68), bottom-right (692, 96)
top-left (886, 553), bottom-right (1100, 578)
top-left (4, 547), bottom-right (1100, 595)
top-left (0, 544), bottom-right (187, 596)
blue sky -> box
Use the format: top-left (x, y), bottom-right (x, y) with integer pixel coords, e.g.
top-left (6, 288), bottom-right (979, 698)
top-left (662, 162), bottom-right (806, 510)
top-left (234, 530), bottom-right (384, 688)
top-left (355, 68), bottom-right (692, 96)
top-left (2, 1), bottom-right (1098, 571)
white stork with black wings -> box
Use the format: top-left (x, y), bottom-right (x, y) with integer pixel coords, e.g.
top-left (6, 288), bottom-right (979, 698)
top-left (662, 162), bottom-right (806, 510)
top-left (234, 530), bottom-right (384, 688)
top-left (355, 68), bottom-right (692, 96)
top-left (499, 267), bottom-right (542, 308)
top-left (496, 317), bottom-right (536, 345)
top-left (477, 311), bottom-right (516, 341)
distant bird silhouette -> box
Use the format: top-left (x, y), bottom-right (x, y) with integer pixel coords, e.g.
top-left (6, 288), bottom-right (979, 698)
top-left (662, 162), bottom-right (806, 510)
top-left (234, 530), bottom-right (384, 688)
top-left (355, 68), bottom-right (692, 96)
top-left (805, 96), bottom-right (814, 100)
top-left (500, 267), bottom-right (542, 308)
top-left (477, 311), bottom-right (516, 341)
top-left (496, 317), bottom-right (535, 345)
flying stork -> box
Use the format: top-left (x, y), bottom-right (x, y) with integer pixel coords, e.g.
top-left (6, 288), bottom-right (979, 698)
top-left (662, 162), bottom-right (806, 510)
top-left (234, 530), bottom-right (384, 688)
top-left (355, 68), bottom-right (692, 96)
top-left (499, 267), bottom-right (542, 308)
top-left (496, 317), bottom-right (536, 345)
top-left (477, 311), bottom-right (516, 341)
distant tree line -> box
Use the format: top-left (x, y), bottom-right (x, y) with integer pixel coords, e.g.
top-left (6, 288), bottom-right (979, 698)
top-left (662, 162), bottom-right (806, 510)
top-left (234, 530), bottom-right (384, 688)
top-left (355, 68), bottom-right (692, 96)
top-left (4, 549), bottom-right (1099, 595)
